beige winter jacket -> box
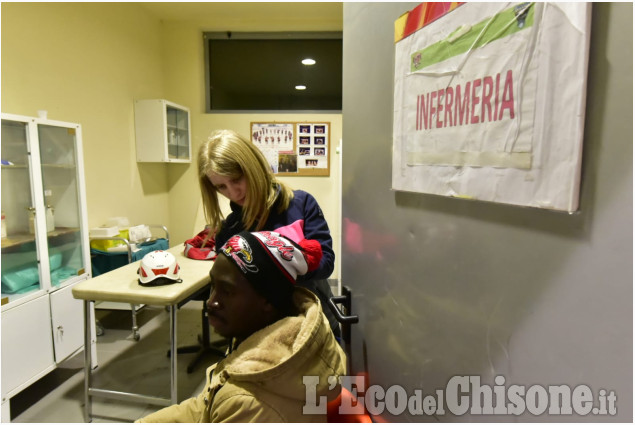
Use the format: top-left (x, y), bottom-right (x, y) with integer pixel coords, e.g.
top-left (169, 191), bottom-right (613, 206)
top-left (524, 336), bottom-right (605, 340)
top-left (137, 287), bottom-right (347, 422)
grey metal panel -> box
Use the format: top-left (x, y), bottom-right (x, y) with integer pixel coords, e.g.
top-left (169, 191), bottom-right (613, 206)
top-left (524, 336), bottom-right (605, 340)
top-left (342, 3), bottom-right (632, 421)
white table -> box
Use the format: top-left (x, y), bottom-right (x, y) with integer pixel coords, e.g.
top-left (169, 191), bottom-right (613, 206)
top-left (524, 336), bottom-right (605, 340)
top-left (72, 245), bottom-right (213, 422)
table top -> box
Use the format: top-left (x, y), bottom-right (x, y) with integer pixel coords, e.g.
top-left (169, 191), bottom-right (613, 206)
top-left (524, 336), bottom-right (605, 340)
top-left (72, 245), bottom-right (213, 306)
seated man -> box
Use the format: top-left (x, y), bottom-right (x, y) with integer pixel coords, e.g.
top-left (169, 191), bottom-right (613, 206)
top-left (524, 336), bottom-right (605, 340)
top-left (137, 231), bottom-right (347, 422)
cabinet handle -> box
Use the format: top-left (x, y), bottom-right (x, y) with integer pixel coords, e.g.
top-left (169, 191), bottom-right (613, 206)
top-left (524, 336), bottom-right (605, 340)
top-left (57, 325), bottom-right (64, 337)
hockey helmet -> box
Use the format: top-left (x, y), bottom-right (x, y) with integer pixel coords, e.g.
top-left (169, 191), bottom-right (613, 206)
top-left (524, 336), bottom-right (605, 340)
top-left (138, 250), bottom-right (182, 286)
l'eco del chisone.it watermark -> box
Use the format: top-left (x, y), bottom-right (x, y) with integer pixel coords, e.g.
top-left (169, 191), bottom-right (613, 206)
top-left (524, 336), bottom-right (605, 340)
top-left (303, 375), bottom-right (617, 417)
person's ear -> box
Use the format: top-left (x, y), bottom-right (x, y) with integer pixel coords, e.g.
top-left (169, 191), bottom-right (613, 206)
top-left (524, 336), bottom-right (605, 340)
top-left (261, 299), bottom-right (276, 315)
top-left (259, 297), bottom-right (283, 322)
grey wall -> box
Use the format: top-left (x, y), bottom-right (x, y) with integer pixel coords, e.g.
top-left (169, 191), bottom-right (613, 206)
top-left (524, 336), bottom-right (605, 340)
top-left (342, 3), bottom-right (632, 422)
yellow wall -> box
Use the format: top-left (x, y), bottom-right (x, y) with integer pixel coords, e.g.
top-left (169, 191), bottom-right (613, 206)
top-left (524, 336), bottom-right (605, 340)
top-left (2, 3), bottom-right (343, 278)
top-left (1, 3), bottom-right (170, 230)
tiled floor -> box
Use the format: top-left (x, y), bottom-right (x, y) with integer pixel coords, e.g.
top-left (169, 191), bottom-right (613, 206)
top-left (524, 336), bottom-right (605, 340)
top-left (9, 302), bottom-right (225, 423)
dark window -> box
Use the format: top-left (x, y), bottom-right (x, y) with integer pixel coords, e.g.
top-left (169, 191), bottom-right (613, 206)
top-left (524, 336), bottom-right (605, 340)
top-left (204, 32), bottom-right (342, 112)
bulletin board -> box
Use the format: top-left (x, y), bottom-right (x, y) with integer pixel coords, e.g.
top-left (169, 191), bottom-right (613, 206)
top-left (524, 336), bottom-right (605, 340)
top-left (251, 122), bottom-right (330, 177)
top-left (392, 3), bottom-right (591, 212)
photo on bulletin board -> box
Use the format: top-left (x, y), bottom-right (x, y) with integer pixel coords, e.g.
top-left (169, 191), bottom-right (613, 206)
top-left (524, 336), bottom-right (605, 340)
top-left (392, 2), bottom-right (591, 212)
top-left (251, 121), bottom-right (330, 176)
top-left (278, 153), bottom-right (298, 173)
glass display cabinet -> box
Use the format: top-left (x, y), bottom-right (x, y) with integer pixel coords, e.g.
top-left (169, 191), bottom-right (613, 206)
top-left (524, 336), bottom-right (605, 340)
top-left (1, 113), bottom-right (94, 417)
top-left (134, 99), bottom-right (191, 163)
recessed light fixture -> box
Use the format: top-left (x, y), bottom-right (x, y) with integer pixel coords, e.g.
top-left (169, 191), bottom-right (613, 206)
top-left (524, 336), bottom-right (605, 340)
top-left (302, 58), bottom-right (316, 66)
top-left (295, 85), bottom-right (307, 90)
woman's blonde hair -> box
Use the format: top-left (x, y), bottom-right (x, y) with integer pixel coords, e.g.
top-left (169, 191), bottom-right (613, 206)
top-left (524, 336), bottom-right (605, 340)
top-left (198, 129), bottom-right (293, 233)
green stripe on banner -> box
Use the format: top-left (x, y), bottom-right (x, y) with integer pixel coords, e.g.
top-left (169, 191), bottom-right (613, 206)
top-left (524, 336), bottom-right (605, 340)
top-left (411, 3), bottom-right (534, 72)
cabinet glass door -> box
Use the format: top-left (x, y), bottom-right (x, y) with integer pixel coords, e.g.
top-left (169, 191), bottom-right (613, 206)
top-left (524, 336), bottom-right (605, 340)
top-left (166, 106), bottom-right (189, 160)
top-left (37, 124), bottom-right (86, 288)
top-left (1, 119), bottom-right (43, 301)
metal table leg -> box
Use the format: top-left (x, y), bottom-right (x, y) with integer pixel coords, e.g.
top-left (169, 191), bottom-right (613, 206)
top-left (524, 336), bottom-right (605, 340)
top-left (131, 303), bottom-right (140, 341)
top-left (83, 300), bottom-right (93, 422)
top-left (81, 301), bottom-right (177, 420)
top-left (169, 305), bottom-right (177, 404)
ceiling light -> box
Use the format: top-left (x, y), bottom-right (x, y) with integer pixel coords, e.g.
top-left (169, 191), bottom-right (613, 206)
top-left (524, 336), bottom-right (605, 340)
top-left (295, 85), bottom-right (307, 90)
top-left (302, 58), bottom-right (316, 66)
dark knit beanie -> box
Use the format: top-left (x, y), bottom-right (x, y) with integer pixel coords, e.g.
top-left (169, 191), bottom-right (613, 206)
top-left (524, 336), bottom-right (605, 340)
top-left (219, 231), bottom-right (323, 311)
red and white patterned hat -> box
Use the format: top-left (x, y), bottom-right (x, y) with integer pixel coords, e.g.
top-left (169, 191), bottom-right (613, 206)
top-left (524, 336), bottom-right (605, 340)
top-left (219, 231), bottom-right (322, 310)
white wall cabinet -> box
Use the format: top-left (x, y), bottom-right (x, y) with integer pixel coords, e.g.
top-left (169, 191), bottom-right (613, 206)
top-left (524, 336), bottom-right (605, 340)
top-left (134, 99), bottom-right (191, 163)
top-left (0, 113), bottom-right (96, 417)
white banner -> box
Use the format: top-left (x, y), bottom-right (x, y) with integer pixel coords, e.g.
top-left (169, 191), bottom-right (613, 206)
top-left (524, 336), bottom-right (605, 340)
top-left (393, 3), bottom-right (591, 211)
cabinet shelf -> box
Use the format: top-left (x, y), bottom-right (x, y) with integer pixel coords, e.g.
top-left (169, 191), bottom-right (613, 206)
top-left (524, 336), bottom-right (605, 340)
top-left (2, 227), bottom-right (79, 249)
top-left (42, 164), bottom-right (76, 169)
top-left (3, 164), bottom-right (76, 169)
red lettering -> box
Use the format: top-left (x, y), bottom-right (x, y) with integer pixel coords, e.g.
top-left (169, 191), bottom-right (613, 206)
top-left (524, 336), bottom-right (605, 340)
top-left (455, 82), bottom-right (471, 126)
top-left (430, 91), bottom-right (437, 128)
top-left (494, 73), bottom-right (500, 121)
top-left (262, 234), bottom-right (295, 260)
top-left (471, 79), bottom-right (481, 124)
top-left (276, 245), bottom-right (294, 260)
top-left (416, 69), bottom-right (514, 132)
top-left (436, 89), bottom-right (444, 129)
top-left (421, 93), bottom-right (430, 130)
top-left (499, 70), bottom-right (515, 120)
top-left (416, 95), bottom-right (421, 130)
top-left (481, 76), bottom-right (493, 122)
top-left (444, 86), bottom-right (454, 128)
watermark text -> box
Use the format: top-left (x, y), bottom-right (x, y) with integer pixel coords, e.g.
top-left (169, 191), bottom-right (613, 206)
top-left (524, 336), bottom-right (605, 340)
top-left (303, 375), bottom-right (617, 417)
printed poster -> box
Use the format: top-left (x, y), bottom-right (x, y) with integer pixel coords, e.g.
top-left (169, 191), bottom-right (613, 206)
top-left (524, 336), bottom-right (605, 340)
top-left (251, 122), bottom-right (295, 174)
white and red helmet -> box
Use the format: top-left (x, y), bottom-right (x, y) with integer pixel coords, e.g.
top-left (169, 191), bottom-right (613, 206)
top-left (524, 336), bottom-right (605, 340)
top-left (138, 250), bottom-right (182, 286)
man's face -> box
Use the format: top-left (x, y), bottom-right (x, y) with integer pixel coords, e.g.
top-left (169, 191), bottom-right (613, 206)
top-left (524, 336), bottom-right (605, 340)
top-left (206, 255), bottom-right (272, 340)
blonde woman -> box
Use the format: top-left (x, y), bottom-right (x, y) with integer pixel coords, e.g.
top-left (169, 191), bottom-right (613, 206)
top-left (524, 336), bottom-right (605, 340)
top-left (198, 129), bottom-right (340, 335)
